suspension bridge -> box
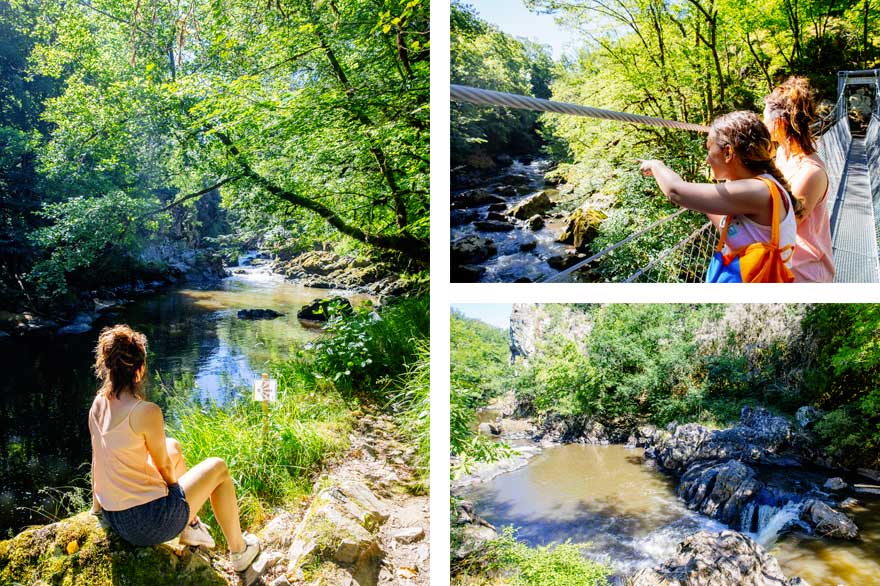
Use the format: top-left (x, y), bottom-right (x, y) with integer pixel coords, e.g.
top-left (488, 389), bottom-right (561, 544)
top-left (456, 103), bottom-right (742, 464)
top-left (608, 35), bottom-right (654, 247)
top-left (450, 69), bottom-right (880, 283)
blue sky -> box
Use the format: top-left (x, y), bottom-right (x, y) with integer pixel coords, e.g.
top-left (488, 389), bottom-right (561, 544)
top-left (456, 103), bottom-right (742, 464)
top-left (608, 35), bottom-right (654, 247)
top-left (451, 303), bottom-right (513, 329)
top-left (463, 0), bottom-right (580, 59)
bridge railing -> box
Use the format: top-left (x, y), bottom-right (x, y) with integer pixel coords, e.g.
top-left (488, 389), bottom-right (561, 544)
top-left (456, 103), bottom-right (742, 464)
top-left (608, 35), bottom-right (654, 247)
top-left (867, 113), bottom-right (880, 245)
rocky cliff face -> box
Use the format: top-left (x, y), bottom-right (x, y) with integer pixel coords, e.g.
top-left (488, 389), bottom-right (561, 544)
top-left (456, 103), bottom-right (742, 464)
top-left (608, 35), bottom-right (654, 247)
top-left (508, 304), bottom-right (595, 362)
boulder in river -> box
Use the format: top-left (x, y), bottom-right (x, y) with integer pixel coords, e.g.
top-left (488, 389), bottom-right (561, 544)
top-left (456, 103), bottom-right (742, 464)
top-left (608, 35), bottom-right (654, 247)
top-left (451, 209), bottom-right (480, 227)
top-left (238, 308), bottom-right (284, 320)
top-left (451, 235), bottom-right (497, 266)
top-left (628, 530), bottom-right (810, 586)
top-left (451, 189), bottom-right (506, 209)
top-left (527, 214), bottom-right (544, 230)
top-left (558, 204), bottom-right (607, 251)
top-left (507, 191), bottom-right (553, 220)
top-left (296, 297), bottom-right (353, 322)
top-left (801, 499), bottom-right (859, 539)
top-left (678, 460), bottom-right (762, 526)
top-left (473, 220), bottom-right (515, 232)
top-left (547, 253), bottom-right (587, 271)
top-left (494, 185), bottom-right (518, 197)
top-left (823, 477), bottom-right (848, 492)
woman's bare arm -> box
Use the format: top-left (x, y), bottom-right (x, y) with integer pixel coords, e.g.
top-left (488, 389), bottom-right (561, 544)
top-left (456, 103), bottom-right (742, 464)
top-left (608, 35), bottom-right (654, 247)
top-left (132, 402), bottom-right (178, 486)
top-left (640, 159), bottom-right (772, 222)
top-left (91, 455), bottom-right (102, 513)
top-left (791, 165), bottom-right (829, 221)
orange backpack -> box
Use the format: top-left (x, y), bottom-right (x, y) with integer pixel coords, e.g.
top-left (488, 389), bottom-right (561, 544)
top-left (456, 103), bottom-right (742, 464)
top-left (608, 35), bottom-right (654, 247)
top-left (705, 177), bottom-right (795, 283)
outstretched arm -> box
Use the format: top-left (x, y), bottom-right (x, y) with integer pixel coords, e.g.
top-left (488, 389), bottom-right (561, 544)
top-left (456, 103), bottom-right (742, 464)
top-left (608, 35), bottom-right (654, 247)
top-left (639, 159), bottom-right (770, 220)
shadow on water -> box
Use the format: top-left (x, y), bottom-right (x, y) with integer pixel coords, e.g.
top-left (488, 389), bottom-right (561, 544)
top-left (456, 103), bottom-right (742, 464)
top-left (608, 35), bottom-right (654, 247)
top-left (0, 269), bottom-right (364, 536)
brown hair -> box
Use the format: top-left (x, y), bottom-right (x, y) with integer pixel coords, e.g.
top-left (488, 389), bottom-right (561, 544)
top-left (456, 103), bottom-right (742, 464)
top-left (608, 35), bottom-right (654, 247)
top-left (764, 77), bottom-right (817, 155)
top-left (94, 324), bottom-right (147, 399)
top-left (710, 110), bottom-right (804, 219)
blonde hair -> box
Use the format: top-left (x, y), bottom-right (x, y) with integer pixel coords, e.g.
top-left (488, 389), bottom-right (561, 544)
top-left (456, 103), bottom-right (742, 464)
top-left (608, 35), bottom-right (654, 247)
top-left (710, 110), bottom-right (804, 219)
top-left (764, 77), bottom-right (818, 155)
top-left (94, 324), bottom-right (147, 399)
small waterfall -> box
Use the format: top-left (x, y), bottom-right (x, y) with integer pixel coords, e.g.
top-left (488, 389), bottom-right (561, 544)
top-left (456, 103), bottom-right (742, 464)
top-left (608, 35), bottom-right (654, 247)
top-left (753, 502), bottom-right (802, 546)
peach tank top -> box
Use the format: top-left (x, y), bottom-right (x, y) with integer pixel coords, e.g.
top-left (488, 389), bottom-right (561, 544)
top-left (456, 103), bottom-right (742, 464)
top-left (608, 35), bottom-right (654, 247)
top-left (89, 397), bottom-right (168, 511)
top-left (790, 157), bottom-right (835, 283)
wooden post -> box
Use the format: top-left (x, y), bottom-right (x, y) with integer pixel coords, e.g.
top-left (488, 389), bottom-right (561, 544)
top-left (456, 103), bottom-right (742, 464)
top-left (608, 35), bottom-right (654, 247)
top-left (261, 372), bottom-right (269, 443)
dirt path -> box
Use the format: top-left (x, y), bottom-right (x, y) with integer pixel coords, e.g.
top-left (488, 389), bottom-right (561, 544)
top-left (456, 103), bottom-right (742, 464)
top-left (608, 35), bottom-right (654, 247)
top-left (205, 410), bottom-right (429, 586)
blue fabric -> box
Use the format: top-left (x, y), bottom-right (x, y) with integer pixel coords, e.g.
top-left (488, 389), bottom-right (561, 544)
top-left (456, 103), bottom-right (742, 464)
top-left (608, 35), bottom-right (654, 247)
top-left (705, 251), bottom-right (743, 283)
top-left (103, 483), bottom-right (190, 546)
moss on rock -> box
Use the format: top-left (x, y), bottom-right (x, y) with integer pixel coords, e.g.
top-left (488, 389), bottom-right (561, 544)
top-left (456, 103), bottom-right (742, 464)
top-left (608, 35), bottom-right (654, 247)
top-left (0, 512), bottom-right (229, 586)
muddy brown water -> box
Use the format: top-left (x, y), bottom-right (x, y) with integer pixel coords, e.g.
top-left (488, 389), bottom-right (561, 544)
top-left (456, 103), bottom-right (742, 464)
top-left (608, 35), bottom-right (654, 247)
top-left (463, 443), bottom-right (880, 585)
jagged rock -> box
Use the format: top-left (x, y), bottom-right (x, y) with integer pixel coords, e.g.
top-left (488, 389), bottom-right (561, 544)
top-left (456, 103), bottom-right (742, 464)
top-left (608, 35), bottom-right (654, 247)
top-left (534, 414), bottom-right (626, 444)
top-left (494, 185), bottom-right (517, 197)
top-left (237, 308), bottom-right (284, 320)
top-left (392, 528), bottom-right (424, 544)
top-left (451, 235), bottom-right (497, 265)
top-left (487, 202), bottom-right (508, 212)
top-left (823, 477), bottom-right (848, 492)
top-left (286, 481), bottom-right (389, 586)
top-left (857, 468), bottom-right (880, 482)
top-left (519, 240), bottom-right (537, 252)
top-left (527, 214), bottom-right (544, 230)
top-left (473, 220), bottom-right (515, 232)
top-left (795, 406), bottom-right (822, 429)
top-left (509, 304), bottom-right (594, 363)
top-left (547, 253), bottom-right (586, 271)
top-left (452, 524), bottom-right (498, 561)
top-left (648, 407), bottom-right (801, 474)
top-left (628, 531), bottom-right (809, 586)
top-left (451, 189), bottom-right (506, 209)
top-left (451, 264), bottom-right (485, 282)
top-left (678, 460), bottom-right (762, 526)
top-left (450, 209), bottom-right (480, 227)
top-left (0, 512), bottom-right (227, 586)
top-left (296, 297), bottom-right (353, 322)
top-left (558, 205), bottom-right (607, 250)
top-left (801, 499), bottom-right (859, 539)
top-left (485, 211), bottom-right (507, 222)
top-left (508, 192), bottom-right (553, 220)
top-left (58, 313), bottom-right (96, 335)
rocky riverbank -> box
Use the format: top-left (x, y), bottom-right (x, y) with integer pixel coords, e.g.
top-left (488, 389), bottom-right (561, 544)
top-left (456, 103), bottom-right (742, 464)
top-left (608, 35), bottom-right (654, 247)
top-left (453, 403), bottom-right (880, 585)
top-left (0, 412), bottom-right (428, 586)
top-left (0, 248), bottom-right (228, 337)
top-left (269, 250), bottom-right (418, 298)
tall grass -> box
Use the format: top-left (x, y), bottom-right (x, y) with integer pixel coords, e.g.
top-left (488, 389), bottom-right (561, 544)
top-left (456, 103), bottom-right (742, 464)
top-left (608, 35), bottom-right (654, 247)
top-left (385, 339), bottom-right (430, 489)
top-left (160, 360), bottom-right (352, 542)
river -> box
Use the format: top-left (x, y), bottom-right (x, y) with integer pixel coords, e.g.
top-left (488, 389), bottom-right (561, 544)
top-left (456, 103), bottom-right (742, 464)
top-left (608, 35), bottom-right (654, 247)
top-left (0, 255), bottom-right (363, 537)
top-left (451, 159), bottom-right (570, 283)
top-left (461, 443), bottom-right (880, 585)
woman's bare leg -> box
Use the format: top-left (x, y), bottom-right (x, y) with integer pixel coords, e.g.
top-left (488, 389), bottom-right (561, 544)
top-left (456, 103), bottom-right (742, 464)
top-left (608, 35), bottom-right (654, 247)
top-left (165, 438), bottom-right (197, 524)
top-left (178, 457), bottom-right (245, 552)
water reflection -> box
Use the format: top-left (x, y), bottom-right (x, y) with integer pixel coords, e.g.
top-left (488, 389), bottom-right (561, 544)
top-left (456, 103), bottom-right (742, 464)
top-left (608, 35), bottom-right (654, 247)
top-left (0, 265), bottom-right (363, 535)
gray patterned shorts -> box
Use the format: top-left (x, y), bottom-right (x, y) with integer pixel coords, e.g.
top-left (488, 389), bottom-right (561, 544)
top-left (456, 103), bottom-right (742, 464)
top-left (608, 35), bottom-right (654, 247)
top-left (103, 483), bottom-right (190, 546)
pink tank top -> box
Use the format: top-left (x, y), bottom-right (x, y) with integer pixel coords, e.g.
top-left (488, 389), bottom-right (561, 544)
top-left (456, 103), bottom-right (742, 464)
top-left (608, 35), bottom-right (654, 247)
top-left (89, 396), bottom-right (168, 511)
top-left (789, 157), bottom-right (835, 283)
top-left (719, 174), bottom-right (797, 272)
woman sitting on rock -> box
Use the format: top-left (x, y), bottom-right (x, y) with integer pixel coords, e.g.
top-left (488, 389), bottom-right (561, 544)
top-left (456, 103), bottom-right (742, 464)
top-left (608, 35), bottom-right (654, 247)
top-left (88, 324), bottom-right (260, 571)
top-left (640, 110), bottom-right (802, 282)
top-left (764, 77), bottom-right (835, 282)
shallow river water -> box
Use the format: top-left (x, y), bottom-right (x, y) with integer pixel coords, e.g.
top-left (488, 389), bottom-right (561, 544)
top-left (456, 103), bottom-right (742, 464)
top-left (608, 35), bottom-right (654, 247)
top-left (0, 257), bottom-right (362, 536)
top-left (463, 443), bottom-right (880, 585)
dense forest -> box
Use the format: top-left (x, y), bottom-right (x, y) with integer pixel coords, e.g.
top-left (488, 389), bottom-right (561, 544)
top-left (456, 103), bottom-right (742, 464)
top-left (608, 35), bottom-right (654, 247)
top-left (451, 0), bottom-right (879, 282)
top-left (1, 0), bottom-right (429, 313)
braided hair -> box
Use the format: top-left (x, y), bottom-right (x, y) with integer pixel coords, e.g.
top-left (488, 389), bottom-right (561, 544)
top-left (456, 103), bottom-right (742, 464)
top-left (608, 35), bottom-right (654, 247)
top-left (764, 77), bottom-right (817, 156)
top-left (94, 324), bottom-right (148, 399)
top-left (710, 110), bottom-right (805, 219)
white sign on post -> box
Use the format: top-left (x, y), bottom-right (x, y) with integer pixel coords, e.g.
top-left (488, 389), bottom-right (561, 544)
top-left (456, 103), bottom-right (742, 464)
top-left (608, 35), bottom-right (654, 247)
top-left (253, 378), bottom-right (278, 402)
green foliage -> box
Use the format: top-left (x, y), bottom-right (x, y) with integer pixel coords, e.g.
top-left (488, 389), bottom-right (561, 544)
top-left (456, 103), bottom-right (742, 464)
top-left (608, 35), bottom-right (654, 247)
top-left (309, 296), bottom-right (429, 395)
top-left (385, 339), bottom-right (430, 487)
top-left (450, 310), bottom-right (515, 469)
top-left (455, 526), bottom-right (610, 586)
top-left (27, 192), bottom-right (159, 296)
top-left (450, 1), bottom-right (554, 166)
